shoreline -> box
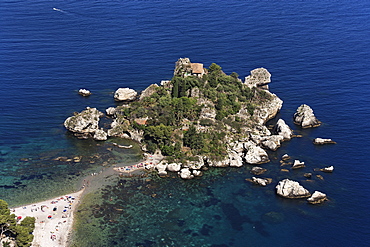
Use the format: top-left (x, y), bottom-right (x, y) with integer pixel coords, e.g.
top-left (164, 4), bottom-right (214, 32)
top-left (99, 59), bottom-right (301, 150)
top-left (113, 152), bottom-right (163, 174)
top-left (11, 189), bottom-right (85, 247)
top-left (10, 155), bottom-right (147, 247)
top-left (10, 151), bottom-right (161, 247)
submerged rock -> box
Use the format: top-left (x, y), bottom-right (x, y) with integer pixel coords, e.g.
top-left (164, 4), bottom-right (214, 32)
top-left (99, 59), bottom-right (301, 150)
top-left (114, 88), bottom-right (137, 101)
top-left (307, 191), bottom-right (328, 204)
top-left (246, 177), bottom-right (272, 186)
top-left (293, 104), bottom-right (321, 128)
top-left (262, 211), bottom-right (285, 224)
top-left (250, 166), bottom-right (267, 175)
top-left (276, 179), bottom-right (311, 199)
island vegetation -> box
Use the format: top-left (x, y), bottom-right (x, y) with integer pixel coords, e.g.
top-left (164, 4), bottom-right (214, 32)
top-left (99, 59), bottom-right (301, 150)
top-left (112, 58), bottom-right (274, 163)
top-left (64, 58), bottom-right (286, 176)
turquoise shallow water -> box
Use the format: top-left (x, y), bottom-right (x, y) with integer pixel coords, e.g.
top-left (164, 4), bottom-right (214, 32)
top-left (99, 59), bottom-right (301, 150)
top-left (1, 0), bottom-right (370, 246)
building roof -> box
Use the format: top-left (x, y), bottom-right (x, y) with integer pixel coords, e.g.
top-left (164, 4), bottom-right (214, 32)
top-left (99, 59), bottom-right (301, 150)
top-left (191, 63), bottom-right (204, 74)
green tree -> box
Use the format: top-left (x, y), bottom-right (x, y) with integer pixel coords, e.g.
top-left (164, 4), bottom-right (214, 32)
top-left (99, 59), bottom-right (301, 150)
top-left (183, 125), bottom-right (204, 150)
top-left (0, 200), bottom-right (35, 247)
top-left (208, 63), bottom-right (222, 73)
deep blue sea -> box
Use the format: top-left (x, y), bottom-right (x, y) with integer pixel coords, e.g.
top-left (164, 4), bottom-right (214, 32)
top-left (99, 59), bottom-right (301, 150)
top-left (1, 1), bottom-right (370, 246)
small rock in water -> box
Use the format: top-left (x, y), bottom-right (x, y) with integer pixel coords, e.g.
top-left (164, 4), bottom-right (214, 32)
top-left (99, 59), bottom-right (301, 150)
top-left (313, 138), bottom-right (336, 145)
top-left (281, 154), bottom-right (290, 160)
top-left (307, 191), bottom-right (328, 204)
top-left (78, 88), bottom-right (92, 96)
top-left (250, 166), bottom-right (267, 175)
top-left (246, 177), bottom-right (272, 186)
top-left (292, 160), bottom-right (305, 169)
top-left (293, 104), bottom-right (321, 128)
top-left (276, 179), bottom-right (311, 199)
top-left (319, 166), bottom-right (334, 173)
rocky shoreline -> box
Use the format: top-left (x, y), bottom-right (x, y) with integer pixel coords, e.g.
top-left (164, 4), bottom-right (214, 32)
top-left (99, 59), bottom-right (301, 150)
top-left (64, 58), bottom-right (335, 204)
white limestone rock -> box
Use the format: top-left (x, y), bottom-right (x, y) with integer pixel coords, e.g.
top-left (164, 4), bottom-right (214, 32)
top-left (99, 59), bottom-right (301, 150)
top-left (292, 160), bottom-right (305, 169)
top-left (179, 168), bottom-right (194, 179)
top-left (244, 141), bottom-right (270, 165)
top-left (320, 166), bottom-right (334, 173)
top-left (139, 84), bottom-right (159, 101)
top-left (294, 104), bottom-right (321, 128)
top-left (156, 162), bottom-right (168, 176)
top-left (107, 117), bottom-right (130, 137)
top-left (307, 191), bottom-right (328, 204)
top-left (64, 107), bottom-right (104, 134)
top-left (114, 88), bottom-right (137, 101)
top-left (229, 151), bottom-right (244, 167)
top-left (78, 88), bottom-right (92, 96)
top-left (93, 129), bottom-right (107, 141)
top-left (188, 156), bottom-right (205, 170)
top-left (192, 170), bottom-right (203, 177)
top-left (261, 135), bottom-right (284, 151)
top-left (276, 179), bottom-right (311, 199)
top-left (247, 177), bottom-right (272, 186)
top-left (211, 159), bottom-right (230, 167)
top-left (313, 138), bottom-right (336, 145)
top-left (106, 107), bottom-right (116, 116)
top-left (281, 154), bottom-right (290, 160)
top-left (126, 128), bottom-right (144, 143)
top-left (254, 92), bottom-right (283, 124)
top-left (244, 68), bottom-right (271, 88)
top-left (274, 119), bottom-right (293, 140)
top-left (167, 163), bottom-right (181, 172)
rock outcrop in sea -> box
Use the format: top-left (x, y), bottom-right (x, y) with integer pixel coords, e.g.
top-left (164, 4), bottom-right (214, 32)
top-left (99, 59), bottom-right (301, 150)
top-left (78, 88), bottom-right (92, 96)
top-left (313, 138), bottom-right (336, 145)
top-left (307, 191), bottom-right (328, 204)
top-left (276, 179), bottom-right (311, 199)
top-left (114, 88), bottom-right (137, 101)
top-left (64, 107), bottom-right (107, 140)
top-left (293, 104), bottom-right (321, 128)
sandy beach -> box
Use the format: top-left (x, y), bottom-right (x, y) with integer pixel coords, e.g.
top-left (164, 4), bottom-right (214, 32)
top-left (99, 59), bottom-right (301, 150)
top-left (11, 189), bottom-right (84, 247)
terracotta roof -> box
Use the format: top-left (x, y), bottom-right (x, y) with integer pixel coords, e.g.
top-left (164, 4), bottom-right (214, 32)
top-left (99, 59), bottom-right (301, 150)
top-left (134, 118), bottom-right (148, 125)
top-left (191, 63), bottom-right (204, 74)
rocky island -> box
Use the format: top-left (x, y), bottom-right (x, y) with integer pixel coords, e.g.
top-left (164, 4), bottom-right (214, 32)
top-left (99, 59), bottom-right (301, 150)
top-left (64, 58), bottom-right (332, 203)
